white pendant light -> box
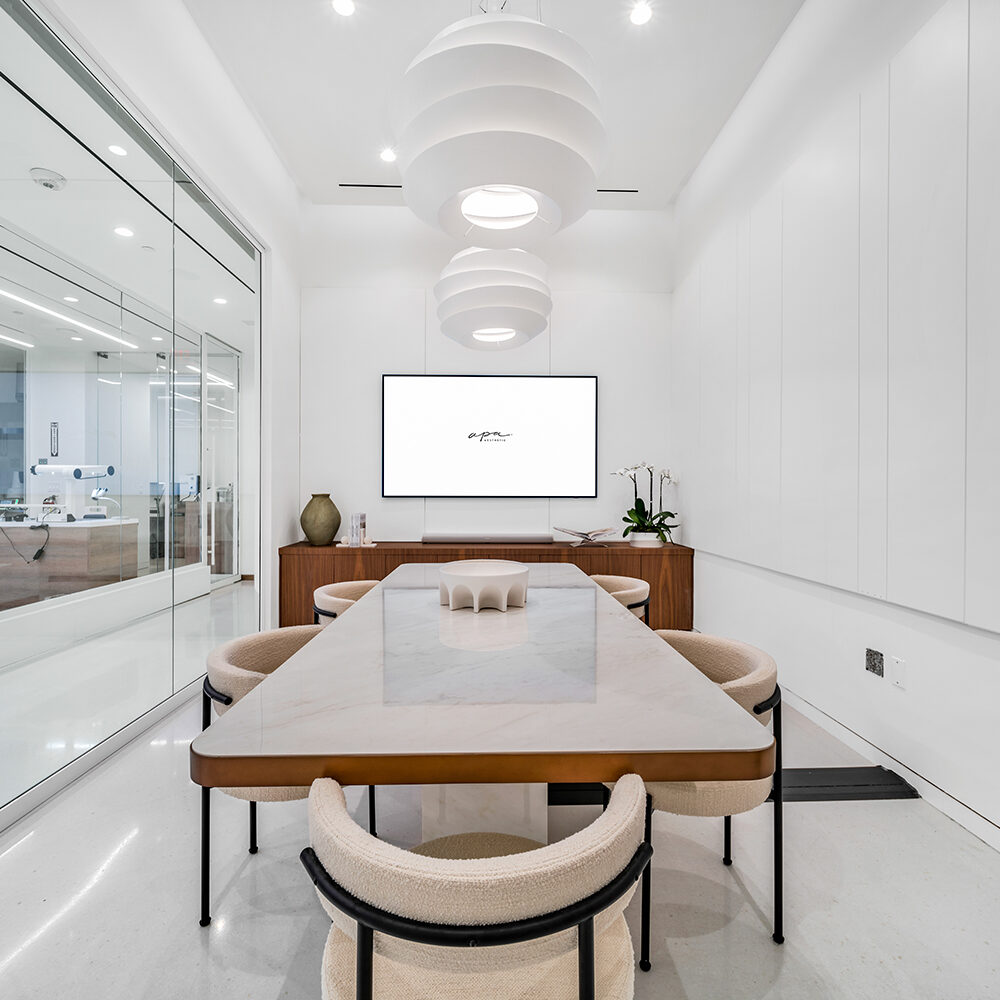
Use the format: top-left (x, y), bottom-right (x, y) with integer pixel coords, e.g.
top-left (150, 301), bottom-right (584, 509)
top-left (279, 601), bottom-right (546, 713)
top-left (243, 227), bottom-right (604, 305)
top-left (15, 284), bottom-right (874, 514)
top-left (433, 248), bottom-right (552, 351)
top-left (396, 13), bottom-right (607, 249)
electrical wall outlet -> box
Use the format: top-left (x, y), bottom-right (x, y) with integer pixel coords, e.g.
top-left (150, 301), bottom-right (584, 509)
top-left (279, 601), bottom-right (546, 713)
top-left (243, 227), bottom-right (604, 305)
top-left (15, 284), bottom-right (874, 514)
top-left (890, 656), bottom-right (907, 689)
top-left (865, 648), bottom-right (884, 677)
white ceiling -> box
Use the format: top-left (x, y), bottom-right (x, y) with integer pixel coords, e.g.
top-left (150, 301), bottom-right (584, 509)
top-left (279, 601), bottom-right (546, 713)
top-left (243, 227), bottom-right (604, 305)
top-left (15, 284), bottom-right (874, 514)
top-left (182, 0), bottom-right (805, 210)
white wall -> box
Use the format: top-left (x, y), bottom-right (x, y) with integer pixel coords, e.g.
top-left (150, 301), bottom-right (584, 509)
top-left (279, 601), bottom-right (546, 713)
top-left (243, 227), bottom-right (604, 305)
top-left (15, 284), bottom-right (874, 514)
top-left (671, 0), bottom-right (1000, 845)
top-left (300, 206), bottom-right (673, 540)
top-left (43, 0), bottom-right (305, 626)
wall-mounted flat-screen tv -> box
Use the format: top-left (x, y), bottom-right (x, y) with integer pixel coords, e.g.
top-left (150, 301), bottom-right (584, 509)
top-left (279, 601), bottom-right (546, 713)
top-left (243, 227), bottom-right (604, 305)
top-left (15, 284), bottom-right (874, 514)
top-left (382, 374), bottom-right (598, 498)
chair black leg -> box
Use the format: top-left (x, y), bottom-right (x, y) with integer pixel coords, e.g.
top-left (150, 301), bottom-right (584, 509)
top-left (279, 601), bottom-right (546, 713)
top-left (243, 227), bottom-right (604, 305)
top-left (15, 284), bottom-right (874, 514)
top-left (577, 916), bottom-right (596, 1000)
top-left (772, 700), bottom-right (784, 944)
top-left (368, 785), bottom-right (377, 838)
top-left (314, 610), bottom-right (319, 624)
top-left (249, 801), bottom-right (258, 854)
top-left (723, 814), bottom-right (733, 866)
top-left (639, 792), bottom-right (652, 972)
top-left (356, 922), bottom-right (374, 1000)
top-left (200, 786), bottom-right (211, 927)
top-left (601, 783), bottom-right (611, 811)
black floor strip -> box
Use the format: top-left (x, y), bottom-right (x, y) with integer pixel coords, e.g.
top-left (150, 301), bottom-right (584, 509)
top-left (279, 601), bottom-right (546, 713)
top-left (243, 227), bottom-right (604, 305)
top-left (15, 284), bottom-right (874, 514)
top-left (783, 766), bottom-right (919, 802)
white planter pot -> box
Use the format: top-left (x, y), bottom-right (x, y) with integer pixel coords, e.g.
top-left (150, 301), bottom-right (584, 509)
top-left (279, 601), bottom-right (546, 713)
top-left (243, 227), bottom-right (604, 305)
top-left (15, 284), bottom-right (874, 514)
top-left (628, 532), bottom-right (664, 548)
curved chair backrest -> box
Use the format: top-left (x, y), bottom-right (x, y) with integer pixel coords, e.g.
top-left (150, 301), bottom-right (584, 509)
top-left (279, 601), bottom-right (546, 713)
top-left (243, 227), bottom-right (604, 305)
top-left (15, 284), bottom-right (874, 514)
top-left (590, 574), bottom-right (650, 617)
top-left (656, 629), bottom-right (777, 722)
top-left (313, 580), bottom-right (379, 620)
top-left (207, 624), bottom-right (322, 713)
top-left (307, 773), bottom-right (647, 972)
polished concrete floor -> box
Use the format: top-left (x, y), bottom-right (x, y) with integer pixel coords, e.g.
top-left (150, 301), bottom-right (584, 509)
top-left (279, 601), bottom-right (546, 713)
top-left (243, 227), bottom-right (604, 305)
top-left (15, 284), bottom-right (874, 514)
top-left (0, 581), bottom-right (258, 809)
top-left (1, 700), bottom-right (998, 999)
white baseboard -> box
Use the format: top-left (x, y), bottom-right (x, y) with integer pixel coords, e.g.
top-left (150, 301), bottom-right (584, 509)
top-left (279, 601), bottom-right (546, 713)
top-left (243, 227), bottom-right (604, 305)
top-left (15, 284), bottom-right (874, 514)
top-left (0, 680), bottom-right (200, 835)
top-left (783, 688), bottom-right (1000, 853)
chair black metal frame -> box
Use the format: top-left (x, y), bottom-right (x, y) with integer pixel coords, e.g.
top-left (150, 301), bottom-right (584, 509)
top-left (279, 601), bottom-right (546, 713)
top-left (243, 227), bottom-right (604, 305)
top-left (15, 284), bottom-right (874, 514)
top-left (300, 840), bottom-right (653, 1000)
top-left (626, 595), bottom-right (650, 624)
top-left (199, 676), bottom-right (379, 927)
top-left (636, 683), bottom-right (784, 971)
top-left (313, 604), bottom-right (339, 625)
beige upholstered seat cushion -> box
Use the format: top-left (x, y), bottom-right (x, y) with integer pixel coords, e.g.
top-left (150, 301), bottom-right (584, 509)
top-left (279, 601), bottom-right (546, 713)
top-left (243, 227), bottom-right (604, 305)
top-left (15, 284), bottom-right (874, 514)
top-left (638, 630), bottom-right (777, 819)
top-left (589, 574), bottom-right (650, 618)
top-left (205, 624), bottom-right (322, 801)
top-left (314, 580), bottom-right (379, 619)
top-left (309, 774), bottom-right (645, 979)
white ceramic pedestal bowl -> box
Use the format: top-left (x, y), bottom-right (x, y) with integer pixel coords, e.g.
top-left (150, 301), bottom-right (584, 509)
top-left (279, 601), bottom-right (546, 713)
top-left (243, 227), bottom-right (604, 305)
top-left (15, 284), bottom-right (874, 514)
top-left (439, 559), bottom-right (529, 613)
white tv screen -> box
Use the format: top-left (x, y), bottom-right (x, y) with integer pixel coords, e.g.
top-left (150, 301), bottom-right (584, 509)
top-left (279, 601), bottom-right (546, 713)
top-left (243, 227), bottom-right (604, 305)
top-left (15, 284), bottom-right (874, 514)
top-left (382, 375), bottom-right (598, 498)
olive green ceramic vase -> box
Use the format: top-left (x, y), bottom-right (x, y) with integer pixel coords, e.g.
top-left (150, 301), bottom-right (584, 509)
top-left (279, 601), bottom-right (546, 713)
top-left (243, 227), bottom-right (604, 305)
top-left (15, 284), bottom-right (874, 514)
top-left (300, 493), bottom-right (341, 546)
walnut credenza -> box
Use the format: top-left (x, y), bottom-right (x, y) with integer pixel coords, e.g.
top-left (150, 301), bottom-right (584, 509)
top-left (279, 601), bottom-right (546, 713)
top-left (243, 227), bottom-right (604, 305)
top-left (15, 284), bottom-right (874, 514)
top-left (278, 540), bottom-right (693, 630)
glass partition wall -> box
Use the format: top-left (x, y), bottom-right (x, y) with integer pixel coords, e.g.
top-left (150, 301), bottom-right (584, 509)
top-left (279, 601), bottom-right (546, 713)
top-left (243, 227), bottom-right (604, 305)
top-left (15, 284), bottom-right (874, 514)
top-left (0, 0), bottom-right (260, 818)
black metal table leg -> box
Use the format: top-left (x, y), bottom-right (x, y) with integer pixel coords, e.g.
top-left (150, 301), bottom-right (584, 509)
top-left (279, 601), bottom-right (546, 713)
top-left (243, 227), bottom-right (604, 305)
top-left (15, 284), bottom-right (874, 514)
top-left (200, 786), bottom-right (211, 926)
top-left (639, 792), bottom-right (652, 971)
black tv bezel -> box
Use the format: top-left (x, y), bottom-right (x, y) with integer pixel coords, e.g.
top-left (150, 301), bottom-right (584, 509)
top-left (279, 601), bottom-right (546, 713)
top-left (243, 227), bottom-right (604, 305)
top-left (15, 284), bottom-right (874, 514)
top-left (381, 373), bottom-right (599, 500)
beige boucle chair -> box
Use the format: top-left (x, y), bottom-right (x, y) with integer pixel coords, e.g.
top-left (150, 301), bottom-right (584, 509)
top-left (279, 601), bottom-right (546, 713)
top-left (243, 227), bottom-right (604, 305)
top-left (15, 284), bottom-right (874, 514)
top-left (626, 630), bottom-right (783, 970)
top-left (589, 574), bottom-right (651, 623)
top-left (301, 773), bottom-right (652, 1000)
top-left (313, 579), bottom-right (379, 624)
top-left (199, 624), bottom-right (322, 926)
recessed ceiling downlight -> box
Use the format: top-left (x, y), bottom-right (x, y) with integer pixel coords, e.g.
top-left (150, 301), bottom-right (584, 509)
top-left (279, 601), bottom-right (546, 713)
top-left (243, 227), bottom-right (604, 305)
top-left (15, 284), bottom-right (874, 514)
top-left (332, 0), bottom-right (355, 15)
top-left (212, 298), bottom-right (227, 305)
top-left (108, 145), bottom-right (128, 156)
top-left (630, 1), bottom-right (653, 25)
top-left (473, 328), bottom-right (517, 343)
top-left (63, 296), bottom-right (79, 303)
top-left (380, 147), bottom-right (397, 163)
top-left (114, 226), bottom-right (134, 238)
top-left (460, 187), bottom-right (539, 231)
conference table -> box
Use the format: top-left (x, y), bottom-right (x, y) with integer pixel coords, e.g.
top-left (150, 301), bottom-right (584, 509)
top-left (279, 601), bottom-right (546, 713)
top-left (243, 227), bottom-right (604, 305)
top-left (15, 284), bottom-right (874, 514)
top-left (190, 563), bottom-right (774, 797)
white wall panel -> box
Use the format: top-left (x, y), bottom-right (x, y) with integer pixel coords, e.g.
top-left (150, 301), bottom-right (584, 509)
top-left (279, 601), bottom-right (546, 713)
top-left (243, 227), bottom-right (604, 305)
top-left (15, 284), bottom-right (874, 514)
top-left (300, 288), bottom-right (426, 542)
top-left (965, 0), bottom-right (1000, 631)
top-left (886, 0), bottom-right (968, 620)
top-left (779, 97), bottom-right (860, 590)
top-left (744, 183), bottom-right (783, 570)
top-left (670, 268), bottom-right (700, 545)
top-left (549, 293), bottom-right (671, 536)
top-left (696, 225), bottom-right (740, 556)
top-left (858, 70), bottom-right (891, 600)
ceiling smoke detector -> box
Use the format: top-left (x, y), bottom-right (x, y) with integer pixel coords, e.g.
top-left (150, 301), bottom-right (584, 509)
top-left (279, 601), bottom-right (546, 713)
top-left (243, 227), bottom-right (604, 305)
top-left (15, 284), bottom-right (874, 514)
top-left (29, 167), bottom-right (68, 191)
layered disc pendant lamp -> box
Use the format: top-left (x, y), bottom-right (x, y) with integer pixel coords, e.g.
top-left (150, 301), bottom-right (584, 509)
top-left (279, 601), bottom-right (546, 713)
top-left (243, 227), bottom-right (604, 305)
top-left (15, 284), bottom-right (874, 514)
top-left (394, 0), bottom-right (606, 350)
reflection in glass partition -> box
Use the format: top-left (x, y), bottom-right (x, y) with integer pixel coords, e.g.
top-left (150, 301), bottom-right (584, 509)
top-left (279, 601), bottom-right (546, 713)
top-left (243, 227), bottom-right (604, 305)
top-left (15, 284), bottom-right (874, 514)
top-left (0, 0), bottom-right (259, 817)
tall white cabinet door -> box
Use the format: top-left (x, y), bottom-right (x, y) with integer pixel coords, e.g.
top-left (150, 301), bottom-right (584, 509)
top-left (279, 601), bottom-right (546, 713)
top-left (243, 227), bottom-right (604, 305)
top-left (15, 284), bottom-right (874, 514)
top-left (886, 0), bottom-right (968, 621)
top-left (965, 0), bottom-right (1000, 631)
top-left (779, 97), bottom-right (860, 591)
top-left (858, 71), bottom-right (890, 602)
top-left (744, 184), bottom-right (783, 571)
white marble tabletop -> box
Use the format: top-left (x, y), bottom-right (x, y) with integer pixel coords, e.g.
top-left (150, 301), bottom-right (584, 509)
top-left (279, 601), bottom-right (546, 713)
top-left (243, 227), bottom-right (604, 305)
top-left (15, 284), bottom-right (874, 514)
top-left (191, 563), bottom-right (774, 787)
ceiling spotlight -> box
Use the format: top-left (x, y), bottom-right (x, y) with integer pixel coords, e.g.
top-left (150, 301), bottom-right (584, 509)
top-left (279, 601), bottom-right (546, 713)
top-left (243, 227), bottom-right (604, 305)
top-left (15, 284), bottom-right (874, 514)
top-left (71, 336), bottom-right (83, 341)
top-left (630, 1), bottom-right (652, 25)
top-left (380, 147), bottom-right (397, 163)
top-left (212, 297), bottom-right (227, 305)
top-left (151, 336), bottom-right (164, 342)
top-left (332, 0), bottom-right (355, 15)
top-left (114, 226), bottom-right (134, 238)
top-left (63, 296), bottom-right (79, 303)
top-left (108, 144), bottom-right (128, 156)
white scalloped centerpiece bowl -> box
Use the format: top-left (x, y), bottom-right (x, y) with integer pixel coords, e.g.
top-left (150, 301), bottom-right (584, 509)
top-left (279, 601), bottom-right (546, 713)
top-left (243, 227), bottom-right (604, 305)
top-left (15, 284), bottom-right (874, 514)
top-left (439, 559), bottom-right (529, 613)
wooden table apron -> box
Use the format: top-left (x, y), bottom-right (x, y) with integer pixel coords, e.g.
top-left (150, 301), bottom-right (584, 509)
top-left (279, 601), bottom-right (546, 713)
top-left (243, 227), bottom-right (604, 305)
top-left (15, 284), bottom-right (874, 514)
top-left (190, 563), bottom-right (775, 789)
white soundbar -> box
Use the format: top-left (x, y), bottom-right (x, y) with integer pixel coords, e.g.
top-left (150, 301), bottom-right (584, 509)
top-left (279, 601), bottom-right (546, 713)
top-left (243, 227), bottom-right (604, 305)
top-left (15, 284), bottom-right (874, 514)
top-left (421, 532), bottom-right (555, 545)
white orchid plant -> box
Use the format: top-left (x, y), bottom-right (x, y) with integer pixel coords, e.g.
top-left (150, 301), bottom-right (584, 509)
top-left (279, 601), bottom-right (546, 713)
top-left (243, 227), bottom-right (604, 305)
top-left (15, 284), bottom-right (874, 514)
top-left (611, 463), bottom-right (679, 542)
